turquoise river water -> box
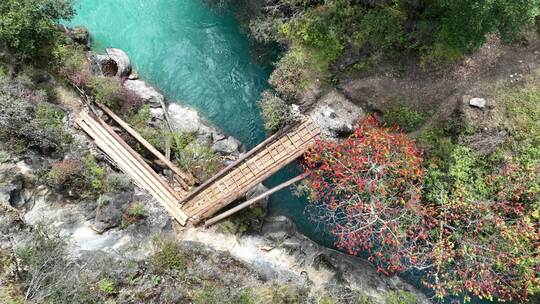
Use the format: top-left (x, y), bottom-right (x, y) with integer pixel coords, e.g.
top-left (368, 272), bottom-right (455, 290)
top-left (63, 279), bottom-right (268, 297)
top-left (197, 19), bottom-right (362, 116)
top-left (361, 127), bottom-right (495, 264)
top-left (68, 0), bottom-right (334, 244)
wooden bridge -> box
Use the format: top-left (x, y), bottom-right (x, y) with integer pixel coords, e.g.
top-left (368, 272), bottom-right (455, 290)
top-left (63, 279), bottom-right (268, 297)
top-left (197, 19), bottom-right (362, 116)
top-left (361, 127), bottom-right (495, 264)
top-left (76, 107), bottom-right (321, 226)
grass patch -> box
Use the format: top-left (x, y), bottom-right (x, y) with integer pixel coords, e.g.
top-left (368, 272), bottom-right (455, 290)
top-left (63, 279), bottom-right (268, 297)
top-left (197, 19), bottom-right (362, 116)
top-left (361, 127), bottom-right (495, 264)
top-left (385, 291), bottom-right (417, 304)
top-left (98, 278), bottom-right (117, 295)
top-left (383, 105), bottom-right (432, 132)
top-left (149, 238), bottom-right (190, 274)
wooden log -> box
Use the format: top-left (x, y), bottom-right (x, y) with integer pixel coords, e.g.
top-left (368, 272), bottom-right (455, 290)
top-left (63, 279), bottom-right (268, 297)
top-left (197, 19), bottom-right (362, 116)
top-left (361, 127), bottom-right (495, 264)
top-left (204, 172), bottom-right (309, 227)
top-left (95, 102), bottom-right (194, 189)
top-left (180, 119), bottom-right (302, 204)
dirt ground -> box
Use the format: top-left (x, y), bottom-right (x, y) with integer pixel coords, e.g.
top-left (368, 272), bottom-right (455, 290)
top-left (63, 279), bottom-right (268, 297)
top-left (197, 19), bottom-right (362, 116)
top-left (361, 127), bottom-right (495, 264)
top-left (338, 36), bottom-right (540, 128)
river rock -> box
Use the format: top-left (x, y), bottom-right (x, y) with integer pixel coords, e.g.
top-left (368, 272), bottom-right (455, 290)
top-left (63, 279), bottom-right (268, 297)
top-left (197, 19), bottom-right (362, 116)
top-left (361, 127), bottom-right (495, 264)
top-left (0, 164), bottom-right (25, 208)
top-left (168, 103), bottom-right (244, 156)
top-left (106, 48), bottom-right (132, 78)
top-left (168, 103), bottom-right (203, 133)
top-left (211, 136), bottom-right (242, 155)
top-left (93, 191), bottom-right (133, 233)
top-left (124, 79), bottom-right (165, 108)
top-left (310, 90), bottom-right (364, 138)
top-left (246, 183), bottom-right (269, 208)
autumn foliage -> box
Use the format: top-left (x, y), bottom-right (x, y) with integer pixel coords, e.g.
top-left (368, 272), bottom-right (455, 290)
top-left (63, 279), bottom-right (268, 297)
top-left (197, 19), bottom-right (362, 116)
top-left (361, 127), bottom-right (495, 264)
top-left (303, 116), bottom-right (539, 302)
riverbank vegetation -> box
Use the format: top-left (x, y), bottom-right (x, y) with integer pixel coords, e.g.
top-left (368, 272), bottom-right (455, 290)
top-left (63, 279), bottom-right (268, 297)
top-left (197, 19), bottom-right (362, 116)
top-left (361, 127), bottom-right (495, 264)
top-left (231, 0), bottom-right (540, 104)
top-left (303, 70), bottom-right (540, 302)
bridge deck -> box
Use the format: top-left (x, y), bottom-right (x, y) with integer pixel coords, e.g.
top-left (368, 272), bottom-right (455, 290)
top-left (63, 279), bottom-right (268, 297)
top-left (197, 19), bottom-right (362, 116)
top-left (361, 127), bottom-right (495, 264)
top-left (76, 111), bottom-right (189, 225)
top-left (77, 109), bottom-right (320, 226)
top-left (182, 118), bottom-right (321, 224)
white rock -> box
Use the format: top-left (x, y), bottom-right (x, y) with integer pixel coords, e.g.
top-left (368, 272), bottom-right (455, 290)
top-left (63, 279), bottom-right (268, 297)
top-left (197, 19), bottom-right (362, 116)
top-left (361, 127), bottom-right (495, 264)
top-left (106, 48), bottom-right (132, 77)
top-left (469, 97), bottom-right (487, 108)
top-left (309, 90), bottom-right (364, 138)
top-left (124, 79), bottom-right (165, 108)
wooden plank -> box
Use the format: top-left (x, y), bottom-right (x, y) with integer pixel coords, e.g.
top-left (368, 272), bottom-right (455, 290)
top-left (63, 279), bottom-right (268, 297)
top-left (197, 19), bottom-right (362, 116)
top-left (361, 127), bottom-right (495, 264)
top-left (96, 102), bottom-right (195, 189)
top-left (180, 120), bottom-right (302, 204)
top-left (77, 116), bottom-right (187, 224)
top-left (204, 172), bottom-right (309, 227)
top-left (78, 115), bottom-right (181, 212)
top-left (191, 145), bottom-right (311, 224)
top-left (189, 131), bottom-right (320, 221)
top-left (87, 112), bottom-right (183, 202)
top-left (78, 112), bottom-right (188, 224)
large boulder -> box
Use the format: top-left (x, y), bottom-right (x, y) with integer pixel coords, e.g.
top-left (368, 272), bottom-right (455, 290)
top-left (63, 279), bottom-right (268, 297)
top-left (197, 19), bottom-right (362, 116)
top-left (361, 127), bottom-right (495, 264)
top-left (168, 103), bottom-right (204, 133)
top-left (124, 79), bottom-right (165, 108)
top-left (89, 48), bottom-right (132, 78)
top-left (106, 48), bottom-right (132, 78)
top-left (310, 90), bottom-right (364, 138)
top-left (93, 191), bottom-right (133, 233)
top-left (168, 103), bottom-right (244, 156)
top-left (211, 136), bottom-right (242, 155)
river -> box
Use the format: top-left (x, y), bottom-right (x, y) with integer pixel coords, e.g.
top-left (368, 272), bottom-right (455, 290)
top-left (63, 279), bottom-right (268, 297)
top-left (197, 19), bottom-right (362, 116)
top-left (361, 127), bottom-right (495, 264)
top-left (67, 0), bottom-right (335, 245)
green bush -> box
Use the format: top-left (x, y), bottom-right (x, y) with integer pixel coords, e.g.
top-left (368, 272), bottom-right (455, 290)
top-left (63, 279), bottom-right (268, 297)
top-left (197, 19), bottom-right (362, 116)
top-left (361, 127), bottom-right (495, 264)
top-left (0, 0), bottom-right (75, 58)
top-left (255, 282), bottom-right (307, 304)
top-left (0, 77), bottom-right (71, 155)
top-left (218, 206), bottom-right (266, 235)
top-left (383, 105), bottom-right (432, 132)
top-left (0, 150), bottom-right (8, 163)
top-left (98, 278), bottom-right (117, 295)
top-left (258, 90), bottom-right (293, 133)
top-left (15, 226), bottom-right (100, 303)
top-left (44, 154), bottom-right (116, 198)
top-left (90, 76), bottom-right (120, 109)
top-left (176, 142), bottom-right (220, 180)
top-left (34, 103), bottom-right (72, 144)
top-left (149, 238), bottom-right (190, 274)
top-left (354, 7), bottom-right (406, 52)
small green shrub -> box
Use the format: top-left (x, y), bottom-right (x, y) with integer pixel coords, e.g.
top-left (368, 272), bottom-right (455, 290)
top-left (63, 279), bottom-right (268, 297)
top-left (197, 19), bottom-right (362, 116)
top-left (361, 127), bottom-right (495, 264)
top-left (98, 278), bottom-right (117, 295)
top-left (176, 142), bottom-right (220, 180)
top-left (149, 238), bottom-right (189, 274)
top-left (258, 90), bottom-right (293, 133)
top-left (34, 103), bottom-right (72, 144)
top-left (269, 48), bottom-right (310, 100)
top-left (125, 105), bottom-right (151, 129)
top-left (90, 77), bottom-right (120, 109)
top-left (51, 42), bottom-right (91, 86)
top-left (385, 291), bottom-right (417, 304)
top-left (255, 282), bottom-right (307, 304)
top-left (218, 206), bottom-right (266, 235)
top-left (107, 173), bottom-right (132, 191)
top-left (83, 154), bottom-right (107, 194)
top-left (44, 154), bottom-right (112, 198)
top-left (383, 105), bottom-right (432, 132)
top-left (130, 202), bottom-right (146, 217)
top-left (0, 150), bottom-right (9, 163)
